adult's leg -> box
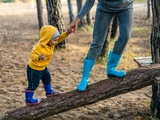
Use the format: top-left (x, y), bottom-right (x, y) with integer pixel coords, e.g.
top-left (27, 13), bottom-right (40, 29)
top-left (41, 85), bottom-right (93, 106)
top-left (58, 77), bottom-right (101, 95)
top-left (77, 9), bottom-right (114, 91)
top-left (113, 8), bottom-right (133, 54)
top-left (107, 8), bottom-right (133, 78)
top-left (86, 9), bottom-right (114, 60)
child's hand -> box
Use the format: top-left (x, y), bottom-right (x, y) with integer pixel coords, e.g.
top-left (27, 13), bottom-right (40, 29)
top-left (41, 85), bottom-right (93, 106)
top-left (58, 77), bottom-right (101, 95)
top-left (66, 28), bottom-right (73, 34)
top-left (38, 53), bottom-right (46, 60)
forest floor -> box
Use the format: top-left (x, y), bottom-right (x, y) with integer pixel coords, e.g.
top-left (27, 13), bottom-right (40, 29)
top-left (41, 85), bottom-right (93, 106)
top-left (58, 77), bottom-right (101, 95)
top-left (0, 1), bottom-right (156, 120)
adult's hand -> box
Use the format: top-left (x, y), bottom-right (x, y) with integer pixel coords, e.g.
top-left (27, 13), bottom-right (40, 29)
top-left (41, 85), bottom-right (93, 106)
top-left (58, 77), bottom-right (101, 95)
top-left (68, 18), bottom-right (80, 33)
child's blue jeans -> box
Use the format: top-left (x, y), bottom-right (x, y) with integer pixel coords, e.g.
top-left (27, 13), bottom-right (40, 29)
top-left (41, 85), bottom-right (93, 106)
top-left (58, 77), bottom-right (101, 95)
top-left (86, 7), bottom-right (133, 60)
top-left (26, 65), bottom-right (51, 91)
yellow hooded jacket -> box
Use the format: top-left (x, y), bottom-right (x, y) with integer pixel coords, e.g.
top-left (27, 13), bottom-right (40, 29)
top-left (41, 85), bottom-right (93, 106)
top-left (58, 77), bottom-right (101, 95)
top-left (28, 25), bottom-right (68, 70)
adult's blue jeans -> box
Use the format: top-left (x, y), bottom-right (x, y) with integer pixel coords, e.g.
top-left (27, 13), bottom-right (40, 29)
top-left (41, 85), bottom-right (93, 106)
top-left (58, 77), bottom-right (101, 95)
top-left (26, 65), bottom-right (51, 90)
top-left (86, 8), bottom-right (133, 60)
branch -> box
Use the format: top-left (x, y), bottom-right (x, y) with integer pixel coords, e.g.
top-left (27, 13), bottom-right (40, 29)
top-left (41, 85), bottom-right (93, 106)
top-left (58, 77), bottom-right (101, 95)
top-left (2, 64), bottom-right (160, 120)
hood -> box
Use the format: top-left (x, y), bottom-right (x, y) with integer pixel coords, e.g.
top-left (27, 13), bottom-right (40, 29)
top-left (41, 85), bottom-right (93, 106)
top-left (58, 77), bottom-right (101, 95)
top-left (39, 25), bottom-right (57, 46)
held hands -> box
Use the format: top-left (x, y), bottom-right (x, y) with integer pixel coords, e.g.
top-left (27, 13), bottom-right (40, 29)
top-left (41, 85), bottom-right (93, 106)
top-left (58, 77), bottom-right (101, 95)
top-left (38, 53), bottom-right (46, 60)
top-left (67, 18), bottom-right (80, 34)
top-left (66, 29), bottom-right (72, 35)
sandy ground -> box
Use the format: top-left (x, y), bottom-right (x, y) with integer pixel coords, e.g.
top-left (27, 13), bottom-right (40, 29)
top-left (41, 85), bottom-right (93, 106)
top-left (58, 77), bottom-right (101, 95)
top-left (0, 1), bottom-right (154, 120)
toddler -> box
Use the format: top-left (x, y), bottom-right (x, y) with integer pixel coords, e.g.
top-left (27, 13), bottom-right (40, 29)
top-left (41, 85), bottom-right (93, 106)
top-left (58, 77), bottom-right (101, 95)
top-left (25, 25), bottom-right (71, 105)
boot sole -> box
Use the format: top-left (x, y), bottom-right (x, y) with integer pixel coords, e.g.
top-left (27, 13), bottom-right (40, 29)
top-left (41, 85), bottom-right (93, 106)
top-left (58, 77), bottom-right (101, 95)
top-left (26, 102), bottom-right (40, 106)
top-left (108, 74), bottom-right (124, 78)
top-left (46, 92), bottom-right (60, 97)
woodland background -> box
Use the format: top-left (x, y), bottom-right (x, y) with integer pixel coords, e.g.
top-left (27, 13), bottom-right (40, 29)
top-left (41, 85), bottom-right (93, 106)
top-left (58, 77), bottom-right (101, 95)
top-left (0, 0), bottom-right (155, 119)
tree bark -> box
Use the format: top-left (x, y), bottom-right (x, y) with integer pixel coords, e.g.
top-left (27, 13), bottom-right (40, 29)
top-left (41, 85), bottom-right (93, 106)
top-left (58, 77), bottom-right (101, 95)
top-left (85, 0), bottom-right (91, 25)
top-left (149, 0), bottom-right (160, 118)
top-left (147, 0), bottom-right (151, 18)
top-left (46, 0), bottom-right (66, 48)
top-left (97, 29), bottom-right (110, 62)
top-left (150, 0), bottom-right (160, 63)
top-left (36, 0), bottom-right (44, 30)
top-left (76, 0), bottom-right (86, 27)
top-left (2, 64), bottom-right (160, 120)
top-left (67, 0), bottom-right (74, 24)
top-left (86, 12), bottom-right (91, 25)
top-left (110, 15), bottom-right (118, 39)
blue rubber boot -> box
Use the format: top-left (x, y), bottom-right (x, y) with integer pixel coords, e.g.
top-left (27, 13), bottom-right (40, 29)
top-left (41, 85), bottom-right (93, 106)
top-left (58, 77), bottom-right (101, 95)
top-left (25, 90), bottom-right (40, 106)
top-left (43, 83), bottom-right (59, 97)
top-left (107, 50), bottom-right (126, 78)
top-left (77, 58), bottom-right (95, 91)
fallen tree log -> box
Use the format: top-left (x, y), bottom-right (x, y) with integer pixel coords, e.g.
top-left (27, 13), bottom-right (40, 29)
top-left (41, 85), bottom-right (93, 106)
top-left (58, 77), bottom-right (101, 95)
top-left (2, 64), bottom-right (160, 120)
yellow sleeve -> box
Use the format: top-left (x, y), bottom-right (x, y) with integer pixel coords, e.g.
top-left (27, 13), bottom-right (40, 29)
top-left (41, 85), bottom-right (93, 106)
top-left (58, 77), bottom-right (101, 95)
top-left (30, 47), bottom-right (40, 61)
top-left (57, 32), bottom-right (69, 44)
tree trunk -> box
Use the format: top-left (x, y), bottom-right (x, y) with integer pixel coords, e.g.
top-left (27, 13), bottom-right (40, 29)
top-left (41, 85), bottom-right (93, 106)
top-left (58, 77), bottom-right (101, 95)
top-left (76, 0), bottom-right (86, 27)
top-left (86, 0), bottom-right (91, 26)
top-left (2, 64), bottom-right (160, 120)
top-left (100, 33), bottom-right (109, 57)
top-left (86, 12), bottom-right (91, 25)
top-left (150, 0), bottom-right (160, 63)
top-left (97, 29), bottom-right (110, 63)
top-left (46, 0), bottom-right (66, 48)
top-left (36, 0), bottom-right (44, 30)
top-left (98, 16), bottom-right (118, 62)
top-left (147, 0), bottom-right (151, 18)
top-left (67, 0), bottom-right (74, 24)
top-left (150, 0), bottom-right (160, 118)
top-left (110, 15), bottom-right (118, 39)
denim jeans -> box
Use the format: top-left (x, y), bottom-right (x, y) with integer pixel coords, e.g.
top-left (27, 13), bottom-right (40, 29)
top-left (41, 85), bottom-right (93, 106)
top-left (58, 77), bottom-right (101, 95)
top-left (26, 65), bottom-right (51, 90)
top-left (86, 7), bottom-right (133, 60)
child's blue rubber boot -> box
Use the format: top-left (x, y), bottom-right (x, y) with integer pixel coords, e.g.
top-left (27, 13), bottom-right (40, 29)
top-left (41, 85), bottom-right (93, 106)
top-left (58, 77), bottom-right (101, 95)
top-left (107, 50), bottom-right (126, 78)
top-left (77, 58), bottom-right (95, 91)
top-left (43, 83), bottom-right (59, 97)
top-left (25, 90), bottom-right (40, 106)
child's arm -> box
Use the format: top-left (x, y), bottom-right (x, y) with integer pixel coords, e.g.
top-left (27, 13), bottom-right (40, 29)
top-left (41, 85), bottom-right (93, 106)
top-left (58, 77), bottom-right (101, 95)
top-left (30, 50), bottom-right (39, 61)
top-left (57, 29), bottom-right (72, 44)
top-left (30, 47), bottom-right (46, 61)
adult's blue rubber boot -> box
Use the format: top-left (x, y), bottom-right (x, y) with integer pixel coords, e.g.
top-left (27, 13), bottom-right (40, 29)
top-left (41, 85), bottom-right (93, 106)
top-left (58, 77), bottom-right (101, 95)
top-left (43, 83), bottom-right (59, 97)
top-left (25, 90), bottom-right (40, 105)
top-left (107, 50), bottom-right (126, 78)
top-left (77, 58), bottom-right (95, 91)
